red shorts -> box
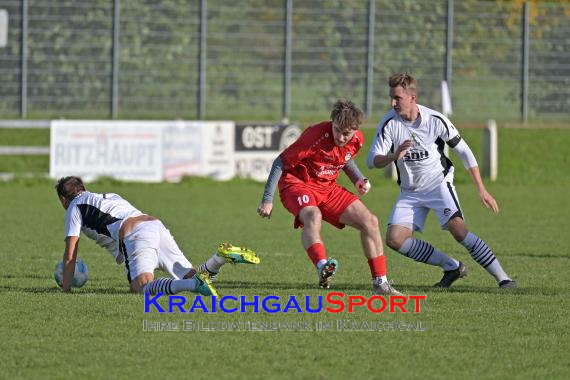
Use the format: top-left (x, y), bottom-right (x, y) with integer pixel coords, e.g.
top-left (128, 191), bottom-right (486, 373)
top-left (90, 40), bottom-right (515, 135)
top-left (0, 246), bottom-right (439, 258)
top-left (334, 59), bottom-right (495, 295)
top-left (279, 182), bottom-right (358, 229)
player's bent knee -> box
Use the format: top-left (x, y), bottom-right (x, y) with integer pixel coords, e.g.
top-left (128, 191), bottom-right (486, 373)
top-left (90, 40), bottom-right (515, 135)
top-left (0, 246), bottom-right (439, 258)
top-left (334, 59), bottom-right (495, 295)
top-left (386, 238), bottom-right (401, 251)
top-left (368, 213), bottom-right (379, 230)
top-left (386, 234), bottom-right (404, 251)
top-left (345, 206), bottom-right (378, 231)
top-left (360, 213), bottom-right (379, 233)
top-left (447, 217), bottom-right (468, 241)
top-left (130, 272), bottom-right (154, 294)
top-left (300, 207), bottom-right (322, 224)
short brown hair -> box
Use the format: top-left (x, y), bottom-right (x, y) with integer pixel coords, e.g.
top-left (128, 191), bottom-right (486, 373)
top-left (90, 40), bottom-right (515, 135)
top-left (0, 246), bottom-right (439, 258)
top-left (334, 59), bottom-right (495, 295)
top-left (55, 176), bottom-right (85, 199)
top-left (389, 73), bottom-right (418, 95)
top-left (330, 99), bottom-right (365, 130)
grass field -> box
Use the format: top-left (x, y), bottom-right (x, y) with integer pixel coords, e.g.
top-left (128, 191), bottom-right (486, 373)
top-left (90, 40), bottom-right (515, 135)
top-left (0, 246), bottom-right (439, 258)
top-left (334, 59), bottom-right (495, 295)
top-left (0, 128), bottom-right (569, 379)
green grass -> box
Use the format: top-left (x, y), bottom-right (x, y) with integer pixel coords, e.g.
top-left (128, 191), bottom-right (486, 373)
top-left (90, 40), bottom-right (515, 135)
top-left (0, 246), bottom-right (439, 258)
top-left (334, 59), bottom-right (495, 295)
top-left (0, 128), bottom-right (50, 146)
top-left (0, 176), bottom-right (569, 380)
top-left (0, 128), bottom-right (569, 379)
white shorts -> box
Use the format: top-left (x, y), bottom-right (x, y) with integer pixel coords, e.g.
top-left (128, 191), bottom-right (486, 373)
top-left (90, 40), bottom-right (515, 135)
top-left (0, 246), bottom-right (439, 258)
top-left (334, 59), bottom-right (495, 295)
top-left (120, 220), bottom-right (193, 282)
top-left (388, 180), bottom-right (463, 232)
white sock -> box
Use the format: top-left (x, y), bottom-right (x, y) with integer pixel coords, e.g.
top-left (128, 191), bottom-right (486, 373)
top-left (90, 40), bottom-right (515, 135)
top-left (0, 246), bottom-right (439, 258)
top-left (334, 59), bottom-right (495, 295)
top-left (461, 232), bottom-right (511, 282)
top-left (399, 237), bottom-right (459, 271)
top-left (316, 259), bottom-right (328, 271)
top-left (373, 276), bottom-right (388, 285)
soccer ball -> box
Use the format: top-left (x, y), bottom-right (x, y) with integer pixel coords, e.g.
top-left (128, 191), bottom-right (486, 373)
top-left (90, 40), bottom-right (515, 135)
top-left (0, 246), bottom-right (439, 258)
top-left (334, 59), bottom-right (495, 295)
top-left (54, 258), bottom-right (89, 288)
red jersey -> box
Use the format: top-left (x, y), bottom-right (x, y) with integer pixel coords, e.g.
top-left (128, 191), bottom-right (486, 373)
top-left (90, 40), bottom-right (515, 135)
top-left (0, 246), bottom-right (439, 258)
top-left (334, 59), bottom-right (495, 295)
top-left (279, 121), bottom-right (364, 189)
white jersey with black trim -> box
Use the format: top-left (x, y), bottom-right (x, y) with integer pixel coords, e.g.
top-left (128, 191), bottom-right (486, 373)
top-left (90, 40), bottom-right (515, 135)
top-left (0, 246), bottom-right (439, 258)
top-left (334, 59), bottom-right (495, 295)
top-left (367, 104), bottom-right (462, 192)
top-left (64, 191), bottom-right (143, 263)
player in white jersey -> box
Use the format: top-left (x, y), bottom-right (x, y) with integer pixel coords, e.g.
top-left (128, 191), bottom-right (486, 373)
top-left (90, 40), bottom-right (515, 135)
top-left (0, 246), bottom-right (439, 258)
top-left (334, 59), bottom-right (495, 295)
top-left (366, 73), bottom-right (516, 289)
top-left (55, 176), bottom-right (260, 295)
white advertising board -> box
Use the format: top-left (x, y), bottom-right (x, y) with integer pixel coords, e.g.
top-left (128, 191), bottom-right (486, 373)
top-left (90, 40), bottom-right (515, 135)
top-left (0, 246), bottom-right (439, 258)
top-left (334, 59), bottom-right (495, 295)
top-left (50, 120), bottom-right (164, 182)
top-left (235, 151), bottom-right (280, 182)
top-left (49, 120), bottom-right (286, 183)
top-left (234, 123), bottom-right (301, 182)
top-left (0, 10), bottom-right (7, 48)
top-left (163, 121), bottom-right (234, 181)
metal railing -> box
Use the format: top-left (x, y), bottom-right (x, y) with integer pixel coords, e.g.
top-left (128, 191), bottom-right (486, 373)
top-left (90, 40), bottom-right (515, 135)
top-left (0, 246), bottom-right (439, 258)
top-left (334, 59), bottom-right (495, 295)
top-left (0, 0), bottom-right (569, 123)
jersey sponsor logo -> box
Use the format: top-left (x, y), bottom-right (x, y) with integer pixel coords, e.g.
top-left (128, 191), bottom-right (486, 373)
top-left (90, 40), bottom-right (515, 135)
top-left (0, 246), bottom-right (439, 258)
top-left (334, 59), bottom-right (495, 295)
top-left (345, 152), bottom-right (352, 161)
top-left (403, 150), bottom-right (429, 162)
top-left (317, 164), bottom-right (342, 177)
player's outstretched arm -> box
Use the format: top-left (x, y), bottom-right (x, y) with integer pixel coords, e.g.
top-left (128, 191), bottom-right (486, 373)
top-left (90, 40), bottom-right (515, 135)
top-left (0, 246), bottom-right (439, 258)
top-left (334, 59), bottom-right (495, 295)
top-left (452, 139), bottom-right (499, 214)
top-left (258, 156), bottom-right (283, 219)
top-left (62, 236), bottom-right (80, 293)
top-left (467, 166), bottom-right (500, 214)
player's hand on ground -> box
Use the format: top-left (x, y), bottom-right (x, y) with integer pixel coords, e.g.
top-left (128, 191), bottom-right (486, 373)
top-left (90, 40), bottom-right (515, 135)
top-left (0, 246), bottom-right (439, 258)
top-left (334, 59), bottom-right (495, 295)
top-left (479, 189), bottom-right (500, 214)
top-left (257, 202), bottom-right (273, 219)
top-left (395, 140), bottom-right (413, 160)
top-left (355, 178), bottom-right (371, 196)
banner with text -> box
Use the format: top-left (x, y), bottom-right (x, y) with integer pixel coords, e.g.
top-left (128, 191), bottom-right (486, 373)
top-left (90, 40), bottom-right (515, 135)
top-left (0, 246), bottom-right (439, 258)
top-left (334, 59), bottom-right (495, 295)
top-left (234, 123), bottom-right (301, 181)
top-left (50, 120), bottom-right (164, 182)
top-left (163, 121), bottom-right (234, 181)
top-left (50, 120), bottom-right (296, 182)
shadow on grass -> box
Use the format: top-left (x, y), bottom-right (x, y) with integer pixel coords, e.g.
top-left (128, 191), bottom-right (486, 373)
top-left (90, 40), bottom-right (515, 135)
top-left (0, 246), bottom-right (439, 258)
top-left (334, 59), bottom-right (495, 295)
top-left (514, 252), bottom-right (570, 260)
top-left (1, 274), bottom-right (52, 280)
top-left (216, 280), bottom-right (320, 291)
top-left (0, 285), bottom-right (132, 294)
top-left (216, 280), bottom-right (563, 296)
top-left (402, 284), bottom-right (564, 296)
top-left (1, 281), bottom-right (561, 296)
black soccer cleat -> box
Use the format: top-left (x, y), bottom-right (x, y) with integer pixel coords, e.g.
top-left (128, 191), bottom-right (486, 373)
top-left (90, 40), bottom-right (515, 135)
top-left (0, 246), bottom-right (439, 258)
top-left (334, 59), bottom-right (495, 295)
top-left (499, 279), bottom-right (518, 289)
top-left (433, 261), bottom-right (468, 288)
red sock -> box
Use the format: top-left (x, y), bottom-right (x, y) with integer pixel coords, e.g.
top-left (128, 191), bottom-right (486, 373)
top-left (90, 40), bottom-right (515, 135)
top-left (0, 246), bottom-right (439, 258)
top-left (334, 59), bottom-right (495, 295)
top-left (306, 243), bottom-right (327, 267)
top-left (368, 255), bottom-right (387, 278)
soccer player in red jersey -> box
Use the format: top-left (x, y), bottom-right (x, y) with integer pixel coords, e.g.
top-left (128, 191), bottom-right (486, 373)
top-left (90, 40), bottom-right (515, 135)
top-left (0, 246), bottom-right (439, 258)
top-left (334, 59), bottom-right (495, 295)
top-left (257, 99), bottom-right (402, 295)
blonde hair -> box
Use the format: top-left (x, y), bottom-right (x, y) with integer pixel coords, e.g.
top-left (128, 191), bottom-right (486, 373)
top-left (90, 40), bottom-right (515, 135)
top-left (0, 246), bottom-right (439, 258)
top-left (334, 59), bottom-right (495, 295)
top-left (330, 99), bottom-right (364, 130)
top-left (389, 73), bottom-right (418, 95)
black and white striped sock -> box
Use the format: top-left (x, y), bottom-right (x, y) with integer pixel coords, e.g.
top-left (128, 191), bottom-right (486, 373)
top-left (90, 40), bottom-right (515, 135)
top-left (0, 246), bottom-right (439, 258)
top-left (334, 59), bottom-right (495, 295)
top-left (143, 278), bottom-right (174, 295)
top-left (205, 254), bottom-right (226, 273)
top-left (398, 238), bottom-right (459, 271)
top-left (143, 278), bottom-right (197, 294)
top-left (196, 263), bottom-right (219, 281)
top-left (460, 232), bottom-right (510, 282)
